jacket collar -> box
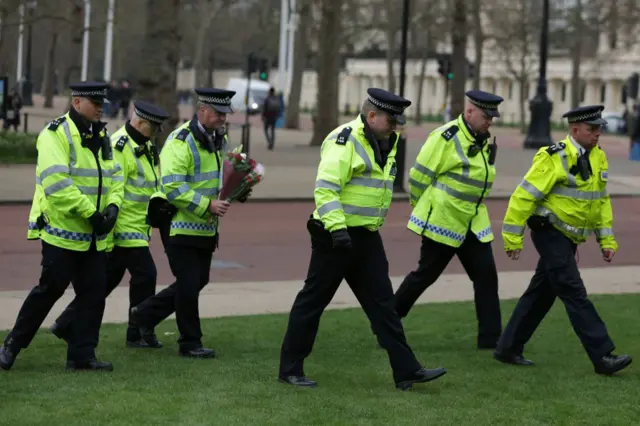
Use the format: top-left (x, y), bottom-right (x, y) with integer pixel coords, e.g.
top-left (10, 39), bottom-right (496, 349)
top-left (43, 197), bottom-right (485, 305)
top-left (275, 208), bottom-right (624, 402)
top-left (456, 114), bottom-right (490, 144)
top-left (125, 121), bottom-right (149, 147)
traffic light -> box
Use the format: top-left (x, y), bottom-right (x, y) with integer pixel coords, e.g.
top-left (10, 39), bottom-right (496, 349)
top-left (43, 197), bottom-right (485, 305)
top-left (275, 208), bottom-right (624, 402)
top-left (437, 55), bottom-right (453, 80)
top-left (257, 58), bottom-right (269, 81)
top-left (467, 63), bottom-right (475, 79)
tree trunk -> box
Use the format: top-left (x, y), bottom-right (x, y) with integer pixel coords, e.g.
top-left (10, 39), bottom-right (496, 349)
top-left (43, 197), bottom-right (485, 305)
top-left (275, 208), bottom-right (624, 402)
top-left (385, 24), bottom-right (396, 92)
top-left (191, 2), bottom-right (213, 108)
top-left (449, 0), bottom-right (468, 118)
top-left (206, 49), bottom-right (215, 87)
top-left (471, 0), bottom-right (483, 89)
top-left (285, 1), bottom-right (311, 129)
top-left (570, 0), bottom-right (582, 109)
top-left (413, 44), bottom-right (429, 124)
top-left (42, 31), bottom-right (58, 108)
top-left (136, 0), bottom-right (181, 147)
top-left (309, 0), bottom-right (341, 146)
top-left (519, 79), bottom-right (527, 133)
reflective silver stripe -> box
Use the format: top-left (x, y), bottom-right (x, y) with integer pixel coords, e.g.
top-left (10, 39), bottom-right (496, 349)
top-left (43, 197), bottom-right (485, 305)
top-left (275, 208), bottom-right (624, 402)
top-left (351, 137), bottom-right (373, 174)
top-left (343, 204), bottom-right (388, 217)
top-left (162, 171), bottom-right (219, 184)
top-left (112, 175), bottom-right (124, 182)
top-left (559, 151), bottom-right (576, 187)
top-left (534, 206), bottom-right (592, 237)
top-left (519, 179), bottom-right (545, 200)
top-left (413, 162), bottom-right (436, 179)
top-left (186, 134), bottom-right (202, 174)
top-left (44, 178), bottom-right (73, 196)
top-left (595, 228), bottom-right (614, 238)
top-left (167, 183), bottom-right (190, 201)
top-left (124, 192), bottom-right (150, 203)
top-left (71, 167), bottom-right (100, 177)
top-left (40, 165), bottom-right (69, 180)
top-left (350, 177), bottom-right (385, 188)
top-left (452, 135), bottom-right (470, 177)
top-left (61, 120), bottom-right (77, 167)
top-left (409, 178), bottom-right (427, 191)
top-left (197, 187), bottom-right (218, 197)
top-left (502, 223), bottom-right (525, 235)
top-left (187, 192), bottom-right (203, 212)
top-left (317, 200), bottom-right (342, 216)
top-left (432, 181), bottom-right (480, 203)
top-left (78, 185), bottom-right (107, 195)
top-left (315, 179), bottom-right (342, 192)
top-left (550, 186), bottom-right (607, 200)
top-left (445, 171), bottom-right (492, 189)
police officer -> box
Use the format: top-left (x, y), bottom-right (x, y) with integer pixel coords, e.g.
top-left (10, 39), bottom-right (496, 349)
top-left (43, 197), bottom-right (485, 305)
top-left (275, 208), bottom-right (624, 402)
top-left (278, 88), bottom-right (447, 390)
top-left (0, 81), bottom-right (123, 371)
top-left (51, 101), bottom-right (170, 349)
top-left (129, 88), bottom-right (236, 359)
top-left (387, 90), bottom-right (504, 349)
top-left (495, 105), bottom-right (632, 375)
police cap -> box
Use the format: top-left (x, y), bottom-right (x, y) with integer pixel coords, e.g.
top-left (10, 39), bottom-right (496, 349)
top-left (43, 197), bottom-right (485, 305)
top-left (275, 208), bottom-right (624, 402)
top-left (465, 90), bottom-right (504, 117)
top-left (195, 88), bottom-right (236, 114)
top-left (367, 88), bottom-right (411, 125)
top-left (562, 104), bottom-right (607, 125)
top-left (134, 101), bottom-right (170, 127)
top-left (69, 81), bottom-right (110, 104)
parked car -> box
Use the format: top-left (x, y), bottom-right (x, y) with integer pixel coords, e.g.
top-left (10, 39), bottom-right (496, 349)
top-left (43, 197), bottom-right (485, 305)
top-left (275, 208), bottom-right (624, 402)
top-left (601, 112), bottom-right (627, 135)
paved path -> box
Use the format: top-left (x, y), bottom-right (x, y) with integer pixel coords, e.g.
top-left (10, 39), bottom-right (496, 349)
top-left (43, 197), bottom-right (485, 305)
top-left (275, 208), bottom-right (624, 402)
top-left (1, 265), bottom-right (639, 331)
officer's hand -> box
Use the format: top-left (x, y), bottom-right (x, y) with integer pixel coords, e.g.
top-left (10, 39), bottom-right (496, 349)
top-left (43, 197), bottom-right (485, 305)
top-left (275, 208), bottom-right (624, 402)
top-left (237, 189), bottom-right (252, 203)
top-left (89, 211), bottom-right (107, 235)
top-left (602, 248), bottom-right (615, 263)
top-left (331, 229), bottom-right (352, 250)
top-left (506, 249), bottom-right (521, 260)
top-left (209, 200), bottom-right (230, 217)
top-left (102, 204), bottom-right (119, 233)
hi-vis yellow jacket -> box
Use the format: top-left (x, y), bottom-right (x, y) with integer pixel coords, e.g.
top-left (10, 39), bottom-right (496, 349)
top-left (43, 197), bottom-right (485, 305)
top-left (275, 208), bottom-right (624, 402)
top-left (407, 115), bottom-right (495, 247)
top-left (26, 113), bottom-right (124, 251)
top-left (108, 125), bottom-right (161, 248)
top-left (312, 115), bottom-right (397, 232)
top-left (502, 136), bottom-right (617, 251)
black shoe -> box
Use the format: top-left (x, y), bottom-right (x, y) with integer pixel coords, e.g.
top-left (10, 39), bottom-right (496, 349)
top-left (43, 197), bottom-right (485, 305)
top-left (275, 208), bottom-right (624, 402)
top-left (278, 375), bottom-right (317, 387)
top-left (395, 367), bottom-right (447, 390)
top-left (127, 328), bottom-right (163, 349)
top-left (50, 321), bottom-right (69, 343)
top-left (0, 346), bottom-right (18, 371)
top-left (65, 358), bottom-right (114, 371)
top-left (594, 354), bottom-right (632, 375)
top-left (493, 350), bottom-right (535, 366)
top-left (179, 347), bottom-right (216, 359)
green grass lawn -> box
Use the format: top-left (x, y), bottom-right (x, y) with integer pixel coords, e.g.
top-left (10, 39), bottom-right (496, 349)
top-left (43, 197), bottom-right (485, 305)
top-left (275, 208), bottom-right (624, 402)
top-left (1, 294), bottom-right (638, 426)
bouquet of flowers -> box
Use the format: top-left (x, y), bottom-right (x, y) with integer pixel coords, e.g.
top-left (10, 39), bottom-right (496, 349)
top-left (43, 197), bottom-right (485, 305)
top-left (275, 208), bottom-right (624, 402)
top-left (219, 145), bottom-right (265, 202)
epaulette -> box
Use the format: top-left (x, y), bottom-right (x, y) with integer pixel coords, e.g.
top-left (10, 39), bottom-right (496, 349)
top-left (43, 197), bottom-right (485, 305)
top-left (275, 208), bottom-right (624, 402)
top-left (114, 135), bottom-right (129, 152)
top-left (335, 127), bottom-right (352, 145)
top-left (47, 116), bottom-right (66, 131)
top-left (175, 128), bottom-right (190, 141)
top-left (545, 142), bottom-right (566, 155)
top-left (441, 125), bottom-right (459, 141)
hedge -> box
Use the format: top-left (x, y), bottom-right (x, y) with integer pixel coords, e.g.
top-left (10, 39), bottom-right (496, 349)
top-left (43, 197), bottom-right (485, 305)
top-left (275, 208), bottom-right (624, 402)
top-left (0, 131), bottom-right (38, 164)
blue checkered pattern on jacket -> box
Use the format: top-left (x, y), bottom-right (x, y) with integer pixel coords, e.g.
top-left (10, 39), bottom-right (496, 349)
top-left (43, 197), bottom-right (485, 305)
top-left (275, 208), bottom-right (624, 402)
top-left (409, 215), bottom-right (465, 242)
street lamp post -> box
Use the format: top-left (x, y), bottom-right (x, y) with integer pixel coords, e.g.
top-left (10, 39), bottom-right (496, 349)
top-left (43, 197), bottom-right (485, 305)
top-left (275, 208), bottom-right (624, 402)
top-left (394, 0), bottom-right (410, 192)
top-left (523, 0), bottom-right (553, 149)
top-left (21, 1), bottom-right (37, 106)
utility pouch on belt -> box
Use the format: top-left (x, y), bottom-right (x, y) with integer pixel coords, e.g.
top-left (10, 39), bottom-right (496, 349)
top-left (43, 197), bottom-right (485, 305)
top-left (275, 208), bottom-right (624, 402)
top-left (306, 216), bottom-right (327, 237)
top-left (36, 213), bottom-right (48, 230)
top-left (527, 215), bottom-right (551, 232)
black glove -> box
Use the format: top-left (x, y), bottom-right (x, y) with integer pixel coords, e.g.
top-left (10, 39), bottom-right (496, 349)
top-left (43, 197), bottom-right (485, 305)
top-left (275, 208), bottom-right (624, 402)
top-left (102, 204), bottom-right (119, 233)
top-left (330, 229), bottom-right (352, 250)
top-left (147, 198), bottom-right (177, 228)
top-left (237, 189), bottom-right (252, 203)
top-left (89, 211), bottom-right (107, 235)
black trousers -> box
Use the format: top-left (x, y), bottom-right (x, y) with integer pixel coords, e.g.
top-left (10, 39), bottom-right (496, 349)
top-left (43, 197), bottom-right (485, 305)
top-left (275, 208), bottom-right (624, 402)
top-left (264, 119), bottom-right (276, 148)
top-left (55, 245), bottom-right (158, 341)
top-left (4, 241), bottom-right (107, 362)
top-left (497, 227), bottom-right (615, 364)
top-left (133, 243), bottom-right (213, 350)
top-left (279, 219), bottom-right (423, 383)
top-left (393, 232), bottom-right (503, 346)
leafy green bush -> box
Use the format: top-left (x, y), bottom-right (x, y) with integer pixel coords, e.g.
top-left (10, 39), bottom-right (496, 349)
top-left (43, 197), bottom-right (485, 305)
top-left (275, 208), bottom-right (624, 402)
top-left (0, 131), bottom-right (38, 164)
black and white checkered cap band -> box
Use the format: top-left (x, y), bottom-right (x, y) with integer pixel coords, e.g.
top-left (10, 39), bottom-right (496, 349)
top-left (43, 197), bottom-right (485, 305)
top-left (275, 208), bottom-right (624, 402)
top-left (368, 95), bottom-right (404, 114)
top-left (134, 107), bottom-right (164, 124)
top-left (198, 95), bottom-right (232, 105)
top-left (71, 89), bottom-right (107, 97)
top-left (468, 98), bottom-right (498, 110)
top-left (567, 112), bottom-right (600, 123)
